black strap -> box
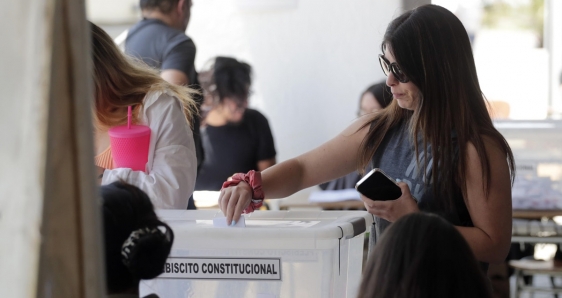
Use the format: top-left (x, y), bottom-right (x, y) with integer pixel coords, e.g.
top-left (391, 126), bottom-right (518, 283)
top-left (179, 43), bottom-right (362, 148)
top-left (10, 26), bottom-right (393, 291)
top-left (337, 226), bottom-right (344, 276)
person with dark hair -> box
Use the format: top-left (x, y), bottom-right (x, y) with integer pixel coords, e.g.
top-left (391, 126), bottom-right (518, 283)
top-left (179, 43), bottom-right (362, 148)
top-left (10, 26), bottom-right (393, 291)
top-left (358, 82), bottom-right (392, 116)
top-left (102, 181), bottom-right (174, 298)
top-left (357, 212), bottom-right (492, 298)
top-left (92, 23), bottom-right (198, 209)
top-left (320, 81), bottom-right (391, 191)
top-left (218, 4), bottom-right (515, 266)
top-left (195, 57), bottom-right (276, 191)
top-left (125, 0), bottom-right (203, 210)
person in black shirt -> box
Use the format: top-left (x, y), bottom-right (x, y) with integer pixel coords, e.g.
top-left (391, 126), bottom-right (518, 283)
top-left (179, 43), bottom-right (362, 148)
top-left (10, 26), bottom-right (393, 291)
top-left (195, 57), bottom-right (276, 191)
top-left (125, 0), bottom-right (203, 209)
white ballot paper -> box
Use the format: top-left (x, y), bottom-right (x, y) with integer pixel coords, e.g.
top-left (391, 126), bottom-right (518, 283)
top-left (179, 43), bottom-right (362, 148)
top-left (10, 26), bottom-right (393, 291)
top-left (213, 216), bottom-right (246, 228)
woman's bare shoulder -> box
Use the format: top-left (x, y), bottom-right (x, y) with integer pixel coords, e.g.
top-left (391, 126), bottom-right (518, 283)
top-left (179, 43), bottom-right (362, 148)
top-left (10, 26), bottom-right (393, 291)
top-left (465, 135), bottom-right (511, 173)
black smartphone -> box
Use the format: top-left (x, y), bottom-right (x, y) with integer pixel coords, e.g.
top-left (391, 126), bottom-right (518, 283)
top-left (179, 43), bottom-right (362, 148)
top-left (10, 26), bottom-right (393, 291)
top-left (355, 168), bottom-right (402, 201)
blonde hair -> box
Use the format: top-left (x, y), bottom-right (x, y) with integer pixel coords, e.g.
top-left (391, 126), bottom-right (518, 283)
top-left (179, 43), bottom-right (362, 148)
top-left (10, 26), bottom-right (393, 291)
top-left (90, 22), bottom-right (198, 131)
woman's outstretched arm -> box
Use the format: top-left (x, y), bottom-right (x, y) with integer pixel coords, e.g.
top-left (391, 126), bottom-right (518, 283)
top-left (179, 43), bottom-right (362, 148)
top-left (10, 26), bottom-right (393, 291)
top-left (219, 115), bottom-right (372, 224)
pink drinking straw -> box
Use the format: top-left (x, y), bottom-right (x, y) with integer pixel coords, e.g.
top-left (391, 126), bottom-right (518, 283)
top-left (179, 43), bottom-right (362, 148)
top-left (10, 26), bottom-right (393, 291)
top-left (127, 106), bottom-right (132, 129)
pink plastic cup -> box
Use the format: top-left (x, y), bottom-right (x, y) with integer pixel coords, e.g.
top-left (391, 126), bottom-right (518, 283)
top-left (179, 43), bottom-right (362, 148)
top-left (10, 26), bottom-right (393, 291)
top-left (108, 125), bottom-right (151, 171)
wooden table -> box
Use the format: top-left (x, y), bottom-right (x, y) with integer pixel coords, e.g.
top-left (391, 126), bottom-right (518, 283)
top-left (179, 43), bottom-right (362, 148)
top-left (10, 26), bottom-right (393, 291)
top-left (513, 210), bottom-right (562, 219)
top-left (511, 235), bottom-right (562, 244)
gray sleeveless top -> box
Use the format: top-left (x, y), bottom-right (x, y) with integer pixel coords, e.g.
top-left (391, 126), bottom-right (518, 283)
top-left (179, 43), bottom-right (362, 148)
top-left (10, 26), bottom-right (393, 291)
top-left (370, 120), bottom-right (473, 239)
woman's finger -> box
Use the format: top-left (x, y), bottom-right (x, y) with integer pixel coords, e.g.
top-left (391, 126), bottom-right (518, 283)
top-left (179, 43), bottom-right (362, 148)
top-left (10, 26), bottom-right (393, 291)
top-left (218, 188), bottom-right (229, 215)
top-left (364, 201), bottom-right (386, 217)
top-left (361, 196), bottom-right (392, 217)
top-left (360, 194), bottom-right (371, 203)
top-left (218, 189), bottom-right (224, 212)
top-left (396, 182), bottom-right (411, 196)
top-left (232, 193), bottom-right (249, 224)
top-left (361, 195), bottom-right (387, 209)
top-left (225, 194), bottom-right (239, 225)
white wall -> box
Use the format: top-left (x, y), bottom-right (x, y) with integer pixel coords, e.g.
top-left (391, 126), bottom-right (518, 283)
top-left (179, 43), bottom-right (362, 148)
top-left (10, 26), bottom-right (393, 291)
top-left (86, 0), bottom-right (139, 24)
top-left (188, 0), bottom-right (402, 161)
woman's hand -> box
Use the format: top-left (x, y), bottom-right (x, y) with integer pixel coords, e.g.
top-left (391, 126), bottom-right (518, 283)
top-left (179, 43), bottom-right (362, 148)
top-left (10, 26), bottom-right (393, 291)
top-left (218, 182), bottom-right (253, 225)
top-left (361, 182), bottom-right (419, 222)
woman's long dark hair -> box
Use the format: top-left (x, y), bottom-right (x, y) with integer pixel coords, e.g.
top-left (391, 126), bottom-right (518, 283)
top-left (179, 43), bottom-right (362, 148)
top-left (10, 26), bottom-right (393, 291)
top-left (102, 181), bottom-right (174, 294)
top-left (358, 4), bottom-right (515, 214)
top-left (357, 213), bottom-right (492, 298)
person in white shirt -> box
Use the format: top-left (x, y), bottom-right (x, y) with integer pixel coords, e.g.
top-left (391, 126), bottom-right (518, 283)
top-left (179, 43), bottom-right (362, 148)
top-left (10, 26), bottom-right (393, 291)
top-left (91, 22), bottom-right (198, 209)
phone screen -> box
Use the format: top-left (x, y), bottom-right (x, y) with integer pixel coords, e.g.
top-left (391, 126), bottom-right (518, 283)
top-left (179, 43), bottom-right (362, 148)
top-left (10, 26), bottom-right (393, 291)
top-left (355, 169), bottom-right (402, 201)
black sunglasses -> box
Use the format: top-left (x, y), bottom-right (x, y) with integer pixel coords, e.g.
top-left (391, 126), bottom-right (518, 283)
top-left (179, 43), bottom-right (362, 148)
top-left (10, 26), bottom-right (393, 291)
top-left (378, 54), bottom-right (409, 83)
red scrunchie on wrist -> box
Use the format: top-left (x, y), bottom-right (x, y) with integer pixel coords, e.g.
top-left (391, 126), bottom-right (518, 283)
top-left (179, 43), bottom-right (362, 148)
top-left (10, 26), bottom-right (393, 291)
top-left (221, 170), bottom-right (264, 214)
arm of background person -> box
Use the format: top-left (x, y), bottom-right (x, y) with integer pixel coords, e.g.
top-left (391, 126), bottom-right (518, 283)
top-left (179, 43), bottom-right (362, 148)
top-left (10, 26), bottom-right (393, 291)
top-left (255, 111), bottom-right (277, 172)
top-left (161, 69), bottom-right (189, 86)
top-left (160, 38), bottom-right (196, 86)
top-left (457, 138), bottom-right (513, 263)
top-left (257, 158), bottom-right (276, 171)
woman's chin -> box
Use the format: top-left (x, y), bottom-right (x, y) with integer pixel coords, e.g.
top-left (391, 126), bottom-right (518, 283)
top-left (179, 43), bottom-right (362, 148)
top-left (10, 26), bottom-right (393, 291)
top-left (396, 98), bottom-right (414, 110)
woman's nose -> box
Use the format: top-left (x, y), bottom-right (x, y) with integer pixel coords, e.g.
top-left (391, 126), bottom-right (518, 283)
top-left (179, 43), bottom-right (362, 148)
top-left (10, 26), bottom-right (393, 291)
top-left (386, 72), bottom-right (398, 87)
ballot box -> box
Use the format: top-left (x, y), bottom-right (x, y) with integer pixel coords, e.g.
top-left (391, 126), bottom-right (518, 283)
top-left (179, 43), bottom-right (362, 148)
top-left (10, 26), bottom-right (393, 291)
top-left (139, 210), bottom-right (374, 298)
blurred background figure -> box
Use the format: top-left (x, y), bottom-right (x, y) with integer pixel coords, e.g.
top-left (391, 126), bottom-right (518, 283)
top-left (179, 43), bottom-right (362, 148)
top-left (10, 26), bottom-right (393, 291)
top-left (358, 81), bottom-right (393, 117)
top-left (357, 212), bottom-right (492, 298)
top-left (125, 0), bottom-right (204, 209)
top-left (195, 57), bottom-right (276, 191)
top-left (102, 181), bottom-right (174, 298)
top-left (319, 81), bottom-right (391, 191)
top-left (487, 100), bottom-right (511, 120)
top-left (126, 0), bottom-right (195, 86)
top-left (92, 22), bottom-right (198, 209)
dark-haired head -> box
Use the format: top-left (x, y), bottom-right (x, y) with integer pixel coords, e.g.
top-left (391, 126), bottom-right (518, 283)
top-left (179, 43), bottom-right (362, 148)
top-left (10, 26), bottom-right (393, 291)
top-left (139, 0), bottom-right (192, 31)
top-left (198, 56), bottom-right (252, 123)
top-left (204, 56), bottom-right (252, 103)
top-left (357, 213), bottom-right (491, 298)
top-left (102, 181), bottom-right (174, 294)
top-left (359, 82), bottom-right (392, 116)
top-left (140, 0), bottom-right (179, 13)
